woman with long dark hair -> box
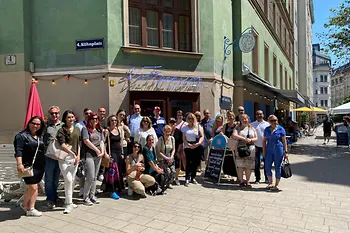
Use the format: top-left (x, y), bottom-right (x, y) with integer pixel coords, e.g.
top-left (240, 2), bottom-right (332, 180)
top-left (56, 110), bottom-right (80, 213)
top-left (82, 113), bottom-right (105, 205)
top-left (103, 115), bottom-right (124, 199)
top-left (14, 116), bottom-right (46, 217)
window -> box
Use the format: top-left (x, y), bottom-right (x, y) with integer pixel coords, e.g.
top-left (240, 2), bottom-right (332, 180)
top-left (128, 0), bottom-right (191, 51)
top-left (324, 87), bottom-right (328, 95)
top-left (273, 4), bottom-right (276, 29)
top-left (280, 63), bottom-right (283, 89)
top-left (320, 87), bottom-right (324, 94)
top-left (264, 43), bottom-right (269, 81)
top-left (316, 77), bottom-right (317, 82)
top-left (316, 102), bottom-right (318, 107)
top-left (252, 29), bottom-right (259, 74)
top-left (320, 75), bottom-right (323, 82)
top-left (315, 89), bottom-right (318, 94)
top-left (321, 100), bottom-right (324, 106)
top-left (324, 75), bottom-right (327, 82)
top-left (325, 100), bottom-right (328, 107)
top-left (331, 80), bottom-right (334, 86)
top-left (273, 55), bottom-right (277, 87)
top-left (284, 69), bottom-right (288, 89)
top-left (264, 0), bottom-right (269, 14)
top-left (289, 77), bottom-right (292, 90)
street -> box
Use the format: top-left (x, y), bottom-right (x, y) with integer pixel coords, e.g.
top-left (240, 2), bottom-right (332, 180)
top-left (1, 128), bottom-right (350, 233)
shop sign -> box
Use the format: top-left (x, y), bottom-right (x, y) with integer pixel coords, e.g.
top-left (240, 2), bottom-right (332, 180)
top-left (126, 66), bottom-right (203, 92)
top-left (76, 38), bottom-right (104, 50)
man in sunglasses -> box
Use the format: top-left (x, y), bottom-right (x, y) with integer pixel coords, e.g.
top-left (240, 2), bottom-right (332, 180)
top-left (43, 106), bottom-right (64, 209)
top-left (235, 106), bottom-right (245, 121)
top-left (76, 108), bottom-right (92, 131)
top-left (251, 110), bottom-right (270, 184)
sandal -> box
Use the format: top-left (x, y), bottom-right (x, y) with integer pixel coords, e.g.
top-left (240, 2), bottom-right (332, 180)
top-left (239, 182), bottom-right (246, 187)
top-left (245, 183), bottom-right (252, 188)
top-left (266, 184), bottom-right (274, 190)
top-left (270, 186), bottom-right (280, 191)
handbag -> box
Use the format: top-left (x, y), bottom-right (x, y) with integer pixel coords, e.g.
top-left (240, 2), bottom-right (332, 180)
top-left (281, 158), bottom-right (292, 178)
top-left (46, 138), bottom-right (70, 161)
top-left (237, 127), bottom-right (252, 158)
top-left (76, 160), bottom-right (86, 178)
top-left (18, 138), bottom-right (39, 178)
top-left (102, 131), bottom-right (111, 168)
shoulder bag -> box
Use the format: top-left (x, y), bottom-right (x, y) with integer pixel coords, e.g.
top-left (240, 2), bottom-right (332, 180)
top-left (46, 138), bottom-right (71, 161)
top-left (18, 138), bottom-right (39, 178)
top-left (102, 130), bottom-right (111, 168)
top-left (237, 127), bottom-right (252, 158)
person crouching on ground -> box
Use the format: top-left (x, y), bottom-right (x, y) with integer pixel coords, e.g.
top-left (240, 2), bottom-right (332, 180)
top-left (263, 115), bottom-right (288, 191)
top-left (126, 142), bottom-right (155, 197)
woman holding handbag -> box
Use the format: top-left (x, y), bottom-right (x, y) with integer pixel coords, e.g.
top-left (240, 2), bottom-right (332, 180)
top-left (14, 116), bottom-right (46, 217)
top-left (81, 113), bottom-right (105, 206)
top-left (103, 115), bottom-right (124, 199)
top-left (55, 110), bottom-right (81, 214)
top-left (263, 115), bottom-right (288, 191)
top-left (232, 114), bottom-right (257, 188)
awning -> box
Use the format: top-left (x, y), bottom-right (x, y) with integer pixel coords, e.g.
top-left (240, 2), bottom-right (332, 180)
top-left (245, 72), bottom-right (309, 106)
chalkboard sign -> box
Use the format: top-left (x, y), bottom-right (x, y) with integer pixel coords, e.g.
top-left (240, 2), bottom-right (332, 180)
top-left (204, 148), bottom-right (225, 183)
top-left (336, 132), bottom-right (348, 146)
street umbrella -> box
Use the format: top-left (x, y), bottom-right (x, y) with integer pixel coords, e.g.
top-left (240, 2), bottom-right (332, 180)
top-left (23, 80), bottom-right (44, 129)
top-left (312, 107), bottom-right (328, 113)
top-left (292, 107), bottom-right (313, 112)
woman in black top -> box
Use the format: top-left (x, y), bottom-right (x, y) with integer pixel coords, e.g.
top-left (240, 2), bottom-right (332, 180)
top-left (14, 116), bottom-right (46, 217)
top-left (223, 110), bottom-right (236, 138)
top-left (103, 115), bottom-right (124, 199)
top-left (169, 118), bottom-right (183, 186)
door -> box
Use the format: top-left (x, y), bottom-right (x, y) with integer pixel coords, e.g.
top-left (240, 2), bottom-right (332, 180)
top-left (140, 99), bottom-right (166, 118)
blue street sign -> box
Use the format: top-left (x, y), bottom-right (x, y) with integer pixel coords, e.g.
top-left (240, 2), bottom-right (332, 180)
top-left (76, 38), bottom-right (104, 51)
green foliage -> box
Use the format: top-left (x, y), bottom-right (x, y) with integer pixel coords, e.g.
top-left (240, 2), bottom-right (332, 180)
top-left (340, 95), bottom-right (350, 105)
top-left (318, 0), bottom-right (350, 66)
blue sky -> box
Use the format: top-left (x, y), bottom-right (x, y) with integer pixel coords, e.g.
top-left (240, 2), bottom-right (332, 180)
top-left (312, 0), bottom-right (344, 65)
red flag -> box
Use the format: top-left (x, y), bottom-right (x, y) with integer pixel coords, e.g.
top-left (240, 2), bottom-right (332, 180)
top-left (24, 81), bottom-right (44, 129)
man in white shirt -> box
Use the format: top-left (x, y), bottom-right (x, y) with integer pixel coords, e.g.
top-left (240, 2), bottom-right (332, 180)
top-left (127, 104), bottom-right (143, 153)
top-left (251, 110), bottom-right (270, 183)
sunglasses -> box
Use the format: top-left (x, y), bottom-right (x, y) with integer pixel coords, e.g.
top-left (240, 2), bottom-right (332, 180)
top-left (238, 110), bottom-right (244, 112)
top-left (50, 112), bottom-right (59, 115)
top-left (111, 119), bottom-right (117, 122)
top-left (256, 114), bottom-right (263, 116)
top-left (85, 112), bottom-right (92, 115)
top-left (92, 118), bottom-right (99, 121)
top-left (142, 121), bottom-right (149, 123)
top-left (133, 145), bottom-right (140, 148)
top-left (30, 122), bottom-right (41, 126)
top-left (188, 118), bottom-right (194, 120)
top-left (269, 120), bottom-right (277, 122)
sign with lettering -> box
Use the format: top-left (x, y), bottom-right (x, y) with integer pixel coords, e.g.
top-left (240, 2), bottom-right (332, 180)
top-left (126, 66), bottom-right (203, 92)
top-left (204, 148), bottom-right (225, 184)
top-left (76, 38), bottom-right (104, 50)
top-left (220, 96), bottom-right (232, 110)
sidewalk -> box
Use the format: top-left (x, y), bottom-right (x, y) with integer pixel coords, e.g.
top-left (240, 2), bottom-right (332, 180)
top-left (1, 129), bottom-right (350, 233)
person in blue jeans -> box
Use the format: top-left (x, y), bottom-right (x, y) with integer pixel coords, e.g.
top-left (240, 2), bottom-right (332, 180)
top-left (262, 115), bottom-right (288, 191)
top-left (43, 106), bottom-right (63, 209)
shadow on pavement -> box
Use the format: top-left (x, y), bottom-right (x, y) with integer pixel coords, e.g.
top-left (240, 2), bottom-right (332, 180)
top-left (0, 206), bottom-right (22, 222)
top-left (290, 142), bottom-right (350, 187)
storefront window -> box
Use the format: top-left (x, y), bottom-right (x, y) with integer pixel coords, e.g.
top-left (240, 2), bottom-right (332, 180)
top-left (171, 100), bottom-right (192, 118)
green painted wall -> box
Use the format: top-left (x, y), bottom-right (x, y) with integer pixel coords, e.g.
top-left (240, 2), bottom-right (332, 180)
top-left (241, 0), bottom-right (293, 89)
top-left (30, 0), bottom-right (108, 69)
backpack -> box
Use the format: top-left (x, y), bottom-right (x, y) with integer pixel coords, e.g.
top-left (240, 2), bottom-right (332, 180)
top-left (104, 161), bottom-right (120, 185)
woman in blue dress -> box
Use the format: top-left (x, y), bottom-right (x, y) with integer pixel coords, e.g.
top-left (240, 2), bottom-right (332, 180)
top-left (262, 115), bottom-right (288, 191)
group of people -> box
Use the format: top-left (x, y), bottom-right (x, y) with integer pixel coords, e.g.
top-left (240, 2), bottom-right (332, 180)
top-left (14, 104), bottom-right (289, 217)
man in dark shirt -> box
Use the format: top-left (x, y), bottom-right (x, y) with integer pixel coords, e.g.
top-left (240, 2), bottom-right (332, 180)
top-left (323, 116), bottom-right (334, 145)
top-left (151, 106), bottom-right (166, 138)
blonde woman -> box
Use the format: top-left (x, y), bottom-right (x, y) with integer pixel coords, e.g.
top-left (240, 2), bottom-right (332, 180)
top-left (212, 115), bottom-right (224, 138)
top-left (156, 125), bottom-right (176, 188)
top-left (181, 113), bottom-right (204, 186)
top-left (263, 115), bottom-right (288, 191)
top-left (232, 114), bottom-right (258, 188)
top-left (135, 117), bottom-right (158, 147)
top-left (194, 111), bottom-right (201, 123)
top-left (222, 111), bottom-right (236, 138)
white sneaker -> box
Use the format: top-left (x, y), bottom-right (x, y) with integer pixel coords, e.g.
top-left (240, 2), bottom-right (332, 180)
top-left (128, 188), bottom-right (133, 196)
top-left (26, 208), bottom-right (42, 217)
top-left (63, 204), bottom-right (74, 214)
top-left (98, 174), bottom-right (104, 181)
top-left (72, 204), bottom-right (78, 209)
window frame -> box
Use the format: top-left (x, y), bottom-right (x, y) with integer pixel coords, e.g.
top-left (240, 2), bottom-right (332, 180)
top-left (128, 0), bottom-right (192, 51)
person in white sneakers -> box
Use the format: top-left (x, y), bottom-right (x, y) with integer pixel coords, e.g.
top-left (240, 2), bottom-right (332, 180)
top-left (56, 110), bottom-right (81, 214)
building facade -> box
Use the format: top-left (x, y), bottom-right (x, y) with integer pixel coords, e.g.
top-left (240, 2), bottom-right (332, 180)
top-left (0, 0), bottom-right (235, 143)
top-left (232, 0), bottom-right (308, 122)
top-left (312, 44), bottom-right (331, 109)
top-left (297, 0), bottom-right (314, 103)
top-left (331, 63), bottom-right (350, 107)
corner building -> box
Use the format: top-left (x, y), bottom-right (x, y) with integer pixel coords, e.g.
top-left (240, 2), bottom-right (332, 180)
top-left (0, 0), bottom-right (235, 143)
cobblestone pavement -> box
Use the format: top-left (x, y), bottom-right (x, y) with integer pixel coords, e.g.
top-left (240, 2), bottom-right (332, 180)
top-left (1, 128), bottom-right (350, 233)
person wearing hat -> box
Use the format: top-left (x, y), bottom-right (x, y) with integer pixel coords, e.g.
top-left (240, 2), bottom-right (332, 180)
top-left (151, 106), bottom-right (167, 138)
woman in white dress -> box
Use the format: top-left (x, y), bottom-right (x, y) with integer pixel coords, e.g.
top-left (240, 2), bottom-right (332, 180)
top-left (135, 116), bottom-right (158, 148)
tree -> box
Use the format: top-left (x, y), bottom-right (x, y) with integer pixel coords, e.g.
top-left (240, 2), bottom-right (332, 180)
top-left (340, 95), bottom-right (350, 105)
top-left (318, 0), bottom-right (350, 66)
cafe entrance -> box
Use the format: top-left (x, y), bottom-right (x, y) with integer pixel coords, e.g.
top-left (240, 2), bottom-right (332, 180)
top-left (130, 91), bottom-right (200, 119)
